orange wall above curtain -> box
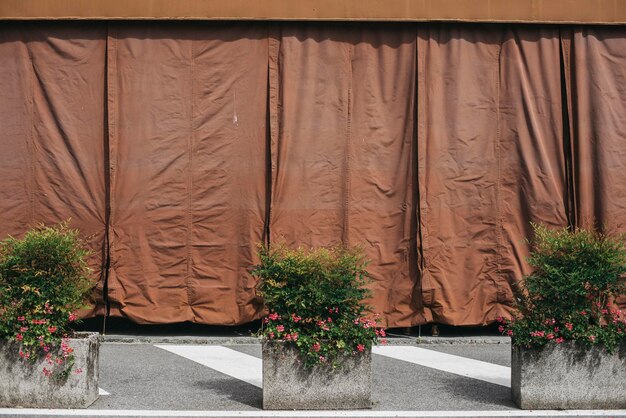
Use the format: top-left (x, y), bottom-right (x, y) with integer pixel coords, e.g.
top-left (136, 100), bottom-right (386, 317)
top-left (2, 0), bottom-right (626, 24)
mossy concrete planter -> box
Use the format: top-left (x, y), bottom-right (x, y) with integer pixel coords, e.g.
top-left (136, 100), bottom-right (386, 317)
top-left (262, 341), bottom-right (372, 410)
top-left (0, 332), bottom-right (100, 408)
top-left (512, 341), bottom-right (626, 410)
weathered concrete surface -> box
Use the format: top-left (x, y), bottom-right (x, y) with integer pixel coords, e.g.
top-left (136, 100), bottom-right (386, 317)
top-left (511, 341), bottom-right (626, 410)
top-left (262, 341), bottom-right (372, 410)
top-left (0, 332), bottom-right (100, 408)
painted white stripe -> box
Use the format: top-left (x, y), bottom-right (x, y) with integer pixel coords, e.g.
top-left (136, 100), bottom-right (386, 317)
top-left (373, 346), bottom-right (511, 387)
top-left (98, 388), bottom-right (109, 396)
top-left (0, 409), bottom-right (624, 417)
top-left (155, 345), bottom-right (262, 388)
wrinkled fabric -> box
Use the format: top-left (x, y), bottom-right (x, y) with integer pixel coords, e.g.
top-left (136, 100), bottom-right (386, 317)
top-left (563, 27), bottom-right (626, 309)
top-left (268, 25), bottom-right (422, 327)
top-left (1, 22), bottom-right (625, 327)
top-left (417, 25), bottom-right (568, 325)
top-left (0, 23), bottom-right (108, 316)
top-left (564, 28), bottom-right (626, 232)
top-left (107, 23), bottom-right (268, 324)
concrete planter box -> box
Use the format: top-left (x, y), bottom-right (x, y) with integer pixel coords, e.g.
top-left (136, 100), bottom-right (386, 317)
top-left (262, 341), bottom-right (372, 410)
top-left (512, 341), bottom-right (626, 409)
top-left (0, 332), bottom-right (100, 408)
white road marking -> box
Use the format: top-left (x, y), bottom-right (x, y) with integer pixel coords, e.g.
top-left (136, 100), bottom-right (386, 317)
top-left (373, 346), bottom-right (511, 387)
top-left (0, 409), bottom-right (624, 416)
top-left (155, 345), bottom-right (262, 388)
top-left (98, 387), bottom-right (110, 396)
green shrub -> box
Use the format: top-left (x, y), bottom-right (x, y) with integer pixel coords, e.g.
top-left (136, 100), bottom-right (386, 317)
top-left (253, 244), bottom-right (385, 368)
top-left (501, 224), bottom-right (626, 351)
top-left (0, 222), bottom-right (94, 379)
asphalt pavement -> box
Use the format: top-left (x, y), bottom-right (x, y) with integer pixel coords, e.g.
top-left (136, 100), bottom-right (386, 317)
top-left (2, 334), bottom-right (626, 418)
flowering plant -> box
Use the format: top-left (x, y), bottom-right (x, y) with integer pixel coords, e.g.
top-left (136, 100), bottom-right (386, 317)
top-left (0, 222), bottom-right (94, 379)
top-left (253, 244), bottom-right (386, 368)
top-left (500, 224), bottom-right (626, 352)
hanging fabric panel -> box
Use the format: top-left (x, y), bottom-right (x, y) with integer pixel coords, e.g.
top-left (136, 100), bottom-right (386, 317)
top-left (564, 27), bottom-right (626, 308)
top-left (417, 25), bottom-right (568, 325)
top-left (107, 23), bottom-right (268, 324)
top-left (564, 27), bottom-right (626, 232)
top-left (269, 24), bottom-right (421, 327)
top-left (0, 23), bottom-right (108, 316)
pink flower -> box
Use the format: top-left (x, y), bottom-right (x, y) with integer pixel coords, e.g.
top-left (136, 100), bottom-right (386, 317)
top-left (565, 323), bottom-right (573, 331)
top-left (291, 313), bottom-right (301, 323)
top-left (356, 344), bottom-right (365, 352)
top-left (15, 333), bottom-right (23, 341)
top-left (380, 339), bottom-right (388, 345)
top-left (319, 356), bottom-right (326, 362)
top-left (68, 313), bottom-right (78, 322)
top-left (506, 330), bottom-right (513, 337)
top-left (546, 333), bottom-right (555, 340)
top-left (17, 316), bottom-right (25, 322)
top-left (379, 329), bottom-right (386, 337)
top-left (291, 333), bottom-right (298, 341)
top-left (268, 313), bottom-right (279, 321)
top-left (498, 325), bottom-right (505, 333)
top-left (580, 311), bottom-right (587, 316)
top-left (555, 337), bottom-right (564, 344)
top-left (589, 335), bottom-right (596, 342)
top-left (276, 325), bottom-right (285, 333)
top-left (311, 342), bottom-right (321, 352)
top-left (19, 327), bottom-right (28, 332)
top-left (47, 326), bottom-right (57, 333)
top-left (268, 332), bottom-right (275, 339)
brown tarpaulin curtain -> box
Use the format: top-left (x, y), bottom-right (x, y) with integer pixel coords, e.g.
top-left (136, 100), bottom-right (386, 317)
top-left (417, 25), bottom-right (569, 325)
top-left (0, 23), bottom-right (108, 316)
top-left (268, 24), bottom-right (422, 327)
top-left (0, 22), bottom-right (624, 326)
top-left (106, 23), bottom-right (268, 324)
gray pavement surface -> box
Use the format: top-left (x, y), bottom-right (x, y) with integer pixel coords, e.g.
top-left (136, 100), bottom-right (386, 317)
top-left (2, 340), bottom-right (625, 418)
top-left (96, 343), bottom-right (514, 411)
